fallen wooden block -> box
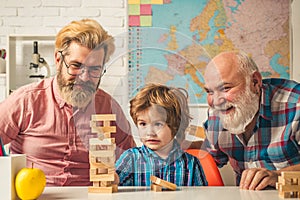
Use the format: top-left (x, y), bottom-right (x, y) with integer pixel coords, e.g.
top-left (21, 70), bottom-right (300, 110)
top-left (151, 183), bottom-right (162, 192)
top-left (150, 175), bottom-right (177, 191)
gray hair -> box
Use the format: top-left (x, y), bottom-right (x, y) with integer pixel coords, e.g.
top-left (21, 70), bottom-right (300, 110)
top-left (236, 51), bottom-right (259, 76)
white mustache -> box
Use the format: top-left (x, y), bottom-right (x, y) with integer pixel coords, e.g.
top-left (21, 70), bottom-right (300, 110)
top-left (213, 104), bottom-right (234, 111)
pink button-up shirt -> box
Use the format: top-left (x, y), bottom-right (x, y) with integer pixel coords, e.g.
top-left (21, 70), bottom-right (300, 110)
top-left (0, 77), bottom-right (136, 186)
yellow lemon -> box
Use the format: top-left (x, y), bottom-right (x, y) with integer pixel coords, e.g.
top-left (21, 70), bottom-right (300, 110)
top-left (15, 164), bottom-right (46, 200)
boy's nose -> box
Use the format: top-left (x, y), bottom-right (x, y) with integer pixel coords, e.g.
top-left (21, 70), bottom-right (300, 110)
top-left (146, 126), bottom-right (157, 137)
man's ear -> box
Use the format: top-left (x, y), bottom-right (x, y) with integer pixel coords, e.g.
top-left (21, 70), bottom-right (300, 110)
top-left (251, 71), bottom-right (262, 93)
top-left (54, 51), bottom-right (61, 71)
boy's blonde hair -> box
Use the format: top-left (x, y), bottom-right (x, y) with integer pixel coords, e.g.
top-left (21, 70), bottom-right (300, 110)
top-left (55, 18), bottom-right (115, 64)
top-left (130, 83), bottom-right (192, 141)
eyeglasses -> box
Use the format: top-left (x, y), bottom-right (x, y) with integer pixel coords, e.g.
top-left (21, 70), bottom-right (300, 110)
top-left (58, 51), bottom-right (105, 78)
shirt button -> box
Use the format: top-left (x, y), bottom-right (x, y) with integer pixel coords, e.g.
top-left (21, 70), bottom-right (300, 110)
top-left (69, 140), bottom-right (73, 145)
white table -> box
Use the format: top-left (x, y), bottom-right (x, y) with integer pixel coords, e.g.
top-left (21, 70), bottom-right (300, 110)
top-left (38, 186), bottom-right (286, 200)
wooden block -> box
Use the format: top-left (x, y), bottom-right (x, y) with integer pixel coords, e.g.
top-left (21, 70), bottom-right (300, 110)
top-left (90, 161), bottom-right (112, 169)
top-left (97, 132), bottom-right (112, 140)
top-left (100, 181), bottom-right (112, 187)
top-left (90, 172), bottom-right (115, 182)
top-left (95, 156), bottom-right (116, 165)
top-left (89, 153), bottom-right (115, 161)
top-left (90, 144), bottom-right (116, 151)
top-left (90, 167), bottom-right (116, 176)
top-left (150, 176), bottom-right (177, 191)
top-left (91, 167), bottom-right (115, 175)
top-left (91, 127), bottom-right (116, 134)
top-left (93, 181), bottom-right (100, 187)
top-left (279, 191), bottom-right (290, 198)
top-left (90, 157), bottom-right (115, 166)
top-left (292, 178), bottom-right (300, 185)
top-left (90, 156), bottom-right (110, 165)
top-left (89, 138), bottom-right (115, 145)
top-left (281, 178), bottom-right (300, 186)
top-left (279, 191), bottom-right (299, 198)
top-left (279, 184), bottom-right (300, 192)
top-left (91, 114), bottom-right (116, 121)
top-left (90, 150), bottom-right (115, 157)
top-left (185, 125), bottom-right (206, 140)
top-left (278, 176), bottom-right (284, 185)
top-left (90, 121), bottom-right (98, 128)
top-left (151, 183), bottom-right (162, 192)
top-left (88, 184), bottom-right (118, 193)
top-left (90, 167), bottom-right (114, 174)
top-left (103, 120), bottom-right (110, 127)
top-left (281, 171), bottom-right (300, 179)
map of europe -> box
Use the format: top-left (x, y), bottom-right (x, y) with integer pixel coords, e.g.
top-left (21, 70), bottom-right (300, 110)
top-left (128, 0), bottom-right (290, 104)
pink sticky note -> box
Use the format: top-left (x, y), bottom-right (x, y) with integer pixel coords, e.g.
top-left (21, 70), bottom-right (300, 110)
top-left (140, 4), bottom-right (152, 15)
top-left (129, 15), bottom-right (140, 26)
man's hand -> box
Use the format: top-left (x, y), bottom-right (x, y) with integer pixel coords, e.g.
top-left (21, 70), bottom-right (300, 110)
top-left (239, 168), bottom-right (279, 190)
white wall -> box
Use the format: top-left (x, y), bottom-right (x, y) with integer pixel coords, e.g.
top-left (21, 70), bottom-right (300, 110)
top-left (0, 0), bottom-right (129, 109)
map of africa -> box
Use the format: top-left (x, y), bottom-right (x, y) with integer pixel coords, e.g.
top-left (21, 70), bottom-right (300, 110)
top-left (128, 0), bottom-right (290, 104)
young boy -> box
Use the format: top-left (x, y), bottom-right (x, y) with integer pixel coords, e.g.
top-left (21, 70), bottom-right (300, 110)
top-left (116, 83), bottom-right (207, 186)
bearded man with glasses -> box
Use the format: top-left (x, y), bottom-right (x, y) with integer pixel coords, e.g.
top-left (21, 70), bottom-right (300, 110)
top-left (0, 19), bottom-right (136, 186)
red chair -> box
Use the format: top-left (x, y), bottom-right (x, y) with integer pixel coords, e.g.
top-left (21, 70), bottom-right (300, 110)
top-left (185, 149), bottom-right (224, 186)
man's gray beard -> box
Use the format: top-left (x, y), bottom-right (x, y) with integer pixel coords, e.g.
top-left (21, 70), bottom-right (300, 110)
top-left (213, 87), bottom-right (260, 134)
top-left (62, 87), bottom-right (93, 108)
top-left (57, 70), bottom-right (95, 108)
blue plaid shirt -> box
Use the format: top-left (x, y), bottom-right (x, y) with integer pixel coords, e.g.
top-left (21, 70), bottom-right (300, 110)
top-left (116, 140), bottom-right (207, 186)
top-left (203, 78), bottom-right (300, 185)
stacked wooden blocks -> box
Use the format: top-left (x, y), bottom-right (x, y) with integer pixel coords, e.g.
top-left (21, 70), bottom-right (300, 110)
top-left (88, 114), bottom-right (118, 193)
top-left (276, 171), bottom-right (300, 198)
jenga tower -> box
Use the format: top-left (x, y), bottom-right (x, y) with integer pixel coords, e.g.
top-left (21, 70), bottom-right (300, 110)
top-left (88, 114), bottom-right (118, 193)
top-left (276, 171), bottom-right (300, 198)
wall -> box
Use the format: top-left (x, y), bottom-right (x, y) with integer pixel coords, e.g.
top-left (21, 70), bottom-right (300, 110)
top-left (0, 0), bottom-right (129, 109)
top-left (292, 0), bottom-right (300, 82)
top-left (0, 0), bottom-right (299, 123)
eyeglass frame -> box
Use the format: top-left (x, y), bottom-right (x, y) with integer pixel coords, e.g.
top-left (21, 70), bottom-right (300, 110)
top-left (58, 50), bottom-right (106, 78)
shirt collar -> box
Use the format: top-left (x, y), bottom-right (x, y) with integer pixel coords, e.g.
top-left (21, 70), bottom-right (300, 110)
top-left (53, 76), bottom-right (68, 109)
top-left (259, 82), bottom-right (273, 120)
top-left (141, 140), bottom-right (183, 160)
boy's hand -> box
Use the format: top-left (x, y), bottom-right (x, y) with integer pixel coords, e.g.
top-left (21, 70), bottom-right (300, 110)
top-left (113, 172), bottom-right (120, 185)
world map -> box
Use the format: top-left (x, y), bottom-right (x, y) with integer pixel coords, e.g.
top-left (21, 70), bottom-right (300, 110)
top-left (128, 0), bottom-right (290, 104)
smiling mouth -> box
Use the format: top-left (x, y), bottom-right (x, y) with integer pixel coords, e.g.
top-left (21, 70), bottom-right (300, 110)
top-left (219, 106), bottom-right (234, 114)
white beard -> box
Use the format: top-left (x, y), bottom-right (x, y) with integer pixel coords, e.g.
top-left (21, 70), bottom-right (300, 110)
top-left (213, 87), bottom-right (260, 134)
